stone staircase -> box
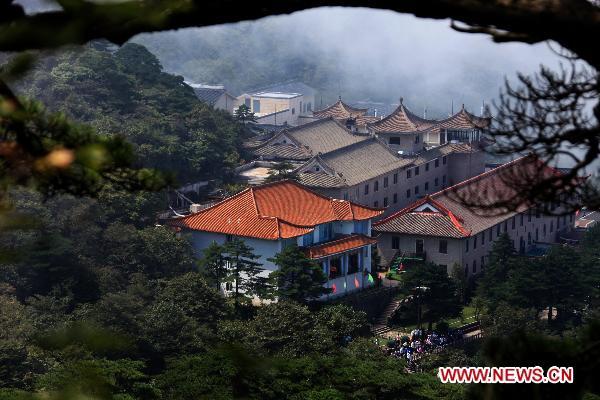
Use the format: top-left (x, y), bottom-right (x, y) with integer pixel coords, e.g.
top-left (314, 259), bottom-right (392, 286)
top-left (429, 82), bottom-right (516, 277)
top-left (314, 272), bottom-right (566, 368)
top-left (370, 297), bottom-right (402, 336)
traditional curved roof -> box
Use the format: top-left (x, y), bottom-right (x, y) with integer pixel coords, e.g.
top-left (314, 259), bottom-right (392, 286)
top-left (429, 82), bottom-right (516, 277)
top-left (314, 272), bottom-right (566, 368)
top-left (171, 180), bottom-right (383, 240)
top-left (373, 155), bottom-right (564, 237)
top-left (313, 97), bottom-right (369, 119)
top-left (437, 105), bottom-right (491, 130)
top-left (367, 99), bottom-right (436, 133)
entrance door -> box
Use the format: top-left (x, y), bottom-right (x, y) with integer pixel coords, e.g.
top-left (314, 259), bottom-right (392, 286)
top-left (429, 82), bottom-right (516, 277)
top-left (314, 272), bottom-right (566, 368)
top-left (415, 239), bottom-right (424, 255)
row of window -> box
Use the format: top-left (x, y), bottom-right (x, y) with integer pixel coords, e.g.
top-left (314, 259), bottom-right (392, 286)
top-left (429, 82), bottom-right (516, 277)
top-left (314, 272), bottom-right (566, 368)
top-left (372, 176), bottom-right (447, 208)
top-left (465, 212), bottom-right (574, 253)
top-left (363, 156), bottom-right (448, 196)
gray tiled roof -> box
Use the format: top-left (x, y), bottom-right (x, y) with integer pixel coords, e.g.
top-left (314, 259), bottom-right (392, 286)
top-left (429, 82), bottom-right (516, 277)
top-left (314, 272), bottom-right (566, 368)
top-left (298, 172), bottom-right (347, 188)
top-left (193, 87), bottom-right (227, 105)
top-left (313, 138), bottom-right (412, 187)
top-left (249, 118), bottom-right (369, 161)
top-left (374, 212), bottom-right (467, 238)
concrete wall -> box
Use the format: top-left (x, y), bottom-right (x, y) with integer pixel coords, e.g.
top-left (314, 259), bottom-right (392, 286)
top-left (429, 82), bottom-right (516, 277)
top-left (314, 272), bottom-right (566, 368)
top-left (447, 151), bottom-right (485, 186)
top-left (189, 231), bottom-right (281, 273)
top-left (381, 132), bottom-right (425, 155)
top-left (213, 93), bottom-right (236, 114)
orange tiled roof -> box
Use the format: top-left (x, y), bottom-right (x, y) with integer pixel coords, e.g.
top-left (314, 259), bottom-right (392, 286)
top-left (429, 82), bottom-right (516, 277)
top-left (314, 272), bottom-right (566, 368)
top-left (304, 234), bottom-right (377, 259)
top-left (171, 180), bottom-right (383, 240)
top-left (313, 98), bottom-right (369, 119)
top-left (374, 155), bottom-right (566, 237)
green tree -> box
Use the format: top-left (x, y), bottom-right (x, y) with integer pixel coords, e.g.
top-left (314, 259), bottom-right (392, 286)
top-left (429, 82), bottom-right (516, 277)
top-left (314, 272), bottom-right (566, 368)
top-left (401, 262), bottom-right (461, 328)
top-left (268, 245), bottom-right (329, 303)
top-left (234, 104), bottom-right (256, 123)
top-left (223, 239), bottom-right (266, 307)
top-left (264, 162), bottom-right (297, 183)
top-left (199, 241), bottom-right (228, 291)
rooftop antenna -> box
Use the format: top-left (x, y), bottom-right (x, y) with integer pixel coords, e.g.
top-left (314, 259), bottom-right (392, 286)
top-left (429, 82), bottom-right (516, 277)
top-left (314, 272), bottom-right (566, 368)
top-left (481, 100), bottom-right (485, 116)
top-left (400, 97), bottom-right (404, 105)
top-left (451, 100), bottom-right (454, 116)
top-left (423, 107), bottom-right (427, 119)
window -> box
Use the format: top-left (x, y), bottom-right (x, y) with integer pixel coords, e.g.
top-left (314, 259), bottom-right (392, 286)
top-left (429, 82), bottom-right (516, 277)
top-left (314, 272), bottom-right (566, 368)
top-left (543, 224), bottom-right (547, 236)
top-left (481, 232), bottom-right (485, 245)
top-left (442, 175), bottom-right (447, 185)
top-left (465, 239), bottom-right (469, 252)
top-left (291, 107), bottom-right (295, 115)
top-left (364, 184), bottom-right (369, 195)
top-left (348, 253), bottom-right (359, 274)
top-left (414, 185), bottom-right (419, 195)
top-left (354, 220), bottom-right (368, 234)
top-left (329, 257), bottom-right (342, 279)
top-left (308, 102), bottom-right (312, 111)
top-left (415, 135), bottom-right (420, 144)
top-left (415, 166), bottom-right (420, 176)
top-left (383, 197), bottom-right (388, 207)
top-left (374, 180), bottom-right (379, 192)
top-left (473, 235), bottom-right (477, 249)
top-left (528, 232), bottom-right (532, 244)
top-left (535, 228), bottom-right (539, 241)
top-left (407, 169), bottom-right (412, 179)
top-left (343, 192), bottom-right (349, 200)
top-left (504, 220), bottom-right (508, 232)
top-left (393, 173), bottom-right (398, 184)
top-left (481, 256), bottom-right (485, 269)
top-left (497, 224), bottom-right (501, 236)
top-left (512, 216), bottom-right (516, 229)
top-left (443, 156), bottom-right (447, 165)
top-left (435, 159), bottom-right (440, 168)
top-left (520, 213), bottom-right (524, 226)
top-left (374, 201), bottom-right (379, 208)
top-left (389, 137), bottom-right (401, 145)
top-left (383, 177), bottom-right (389, 188)
top-left (253, 99), bottom-right (261, 113)
top-left (415, 239), bottom-right (424, 254)
top-left (392, 236), bottom-right (400, 249)
top-left (425, 163), bottom-right (430, 172)
top-left (528, 210), bottom-right (532, 222)
top-left (244, 98), bottom-right (251, 107)
top-left (550, 221), bottom-right (554, 232)
top-left (302, 232), bottom-right (314, 246)
top-left (464, 265), bottom-right (468, 277)
top-left (318, 223), bottom-right (333, 241)
top-left (434, 177), bottom-right (439, 186)
top-left (406, 189), bottom-right (411, 198)
top-left (439, 240), bottom-right (448, 254)
top-left (489, 229), bottom-right (492, 241)
top-left (536, 208), bottom-right (541, 218)
top-left (472, 260), bottom-right (477, 274)
top-left (393, 193), bottom-right (398, 204)
top-left (424, 182), bottom-right (429, 191)
top-left (300, 101), bottom-right (303, 113)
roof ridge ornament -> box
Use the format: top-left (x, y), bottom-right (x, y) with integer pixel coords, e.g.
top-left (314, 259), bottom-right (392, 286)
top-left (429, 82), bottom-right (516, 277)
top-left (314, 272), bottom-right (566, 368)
top-left (400, 97), bottom-right (404, 105)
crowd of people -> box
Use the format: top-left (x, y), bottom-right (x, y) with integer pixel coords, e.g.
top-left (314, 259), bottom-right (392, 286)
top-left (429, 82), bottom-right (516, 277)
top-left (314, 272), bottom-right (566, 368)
top-left (377, 328), bottom-right (463, 371)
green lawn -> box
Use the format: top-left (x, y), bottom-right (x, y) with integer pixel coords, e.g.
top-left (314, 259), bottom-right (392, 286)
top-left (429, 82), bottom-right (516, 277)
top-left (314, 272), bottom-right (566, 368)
top-left (447, 306), bottom-right (477, 328)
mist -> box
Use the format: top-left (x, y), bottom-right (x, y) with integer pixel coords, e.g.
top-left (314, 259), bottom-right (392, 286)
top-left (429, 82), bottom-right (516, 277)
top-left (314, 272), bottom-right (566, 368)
top-left (133, 7), bottom-right (564, 118)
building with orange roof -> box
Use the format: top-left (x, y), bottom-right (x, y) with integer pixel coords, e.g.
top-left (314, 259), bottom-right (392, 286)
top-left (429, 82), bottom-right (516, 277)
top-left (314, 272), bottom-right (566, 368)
top-left (372, 155), bottom-right (576, 277)
top-left (171, 180), bottom-right (384, 298)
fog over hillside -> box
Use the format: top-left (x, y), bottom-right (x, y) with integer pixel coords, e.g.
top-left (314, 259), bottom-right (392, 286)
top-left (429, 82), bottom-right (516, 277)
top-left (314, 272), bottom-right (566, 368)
top-left (133, 7), bottom-right (563, 118)
top-left (15, 1), bottom-right (564, 117)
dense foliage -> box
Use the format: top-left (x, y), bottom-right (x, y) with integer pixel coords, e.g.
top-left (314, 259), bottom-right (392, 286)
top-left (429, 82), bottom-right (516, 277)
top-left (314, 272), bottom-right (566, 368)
top-left (13, 42), bottom-right (248, 185)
